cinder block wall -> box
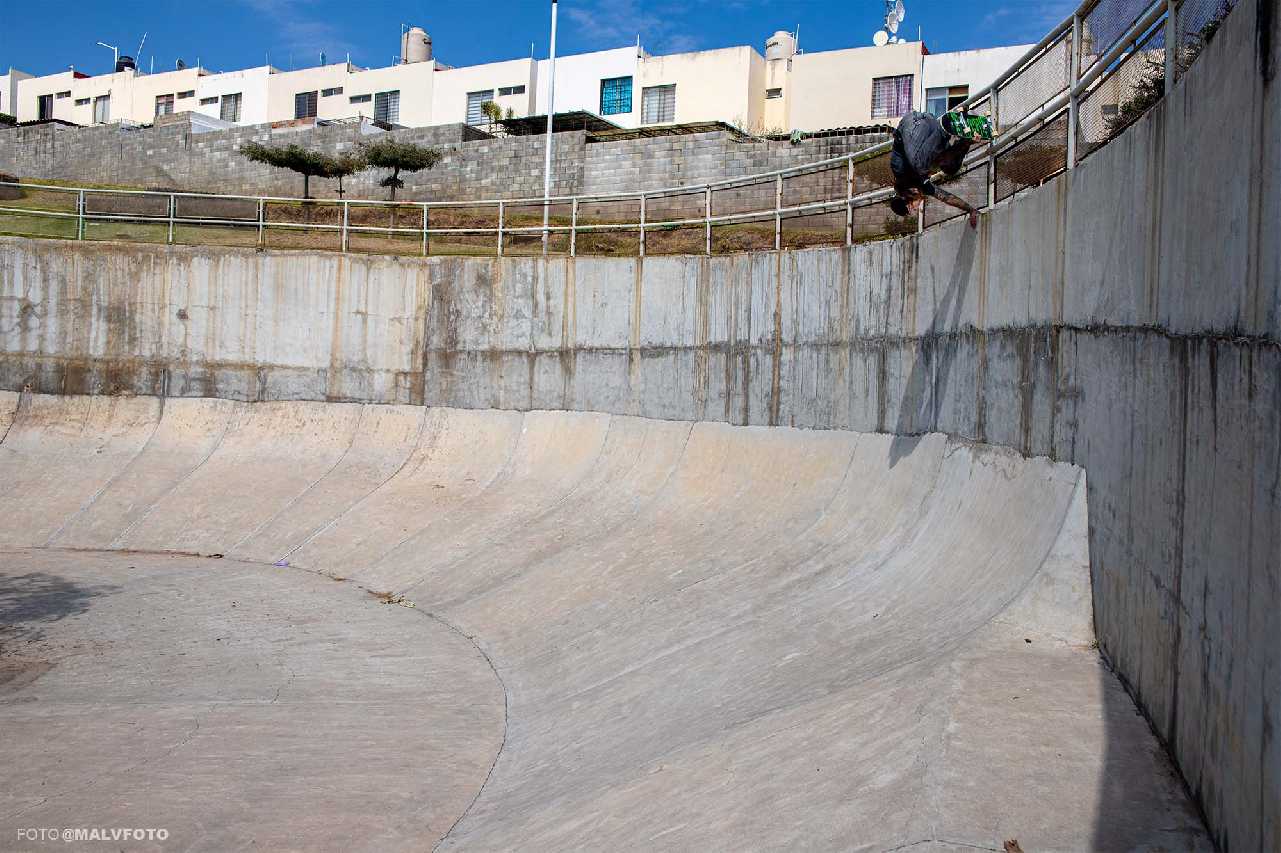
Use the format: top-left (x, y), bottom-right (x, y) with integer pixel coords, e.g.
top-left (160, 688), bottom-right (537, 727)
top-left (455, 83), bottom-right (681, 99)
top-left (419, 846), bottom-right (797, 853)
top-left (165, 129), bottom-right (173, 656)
top-left (0, 117), bottom-right (886, 205)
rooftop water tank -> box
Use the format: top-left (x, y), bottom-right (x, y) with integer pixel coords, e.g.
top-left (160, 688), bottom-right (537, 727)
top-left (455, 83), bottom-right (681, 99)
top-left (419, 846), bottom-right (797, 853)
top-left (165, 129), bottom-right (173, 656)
top-left (765, 30), bottom-right (797, 61)
top-left (115, 55), bottom-right (136, 73)
top-left (402, 27), bottom-right (432, 63)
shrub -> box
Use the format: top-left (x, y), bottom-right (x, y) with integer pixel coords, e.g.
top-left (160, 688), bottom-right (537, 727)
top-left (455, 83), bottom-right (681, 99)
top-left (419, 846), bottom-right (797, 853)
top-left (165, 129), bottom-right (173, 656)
top-left (360, 137), bottom-right (442, 201)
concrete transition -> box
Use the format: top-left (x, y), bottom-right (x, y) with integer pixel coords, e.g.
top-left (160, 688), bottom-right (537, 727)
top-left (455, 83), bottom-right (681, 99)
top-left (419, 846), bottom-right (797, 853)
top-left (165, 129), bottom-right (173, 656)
top-left (0, 0), bottom-right (1277, 848)
top-left (0, 393), bottom-right (1207, 851)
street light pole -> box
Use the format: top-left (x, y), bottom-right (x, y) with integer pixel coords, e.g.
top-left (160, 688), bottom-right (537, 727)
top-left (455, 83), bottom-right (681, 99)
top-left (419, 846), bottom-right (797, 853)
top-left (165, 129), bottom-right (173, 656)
top-left (541, 0), bottom-right (558, 254)
top-left (96, 42), bottom-right (119, 71)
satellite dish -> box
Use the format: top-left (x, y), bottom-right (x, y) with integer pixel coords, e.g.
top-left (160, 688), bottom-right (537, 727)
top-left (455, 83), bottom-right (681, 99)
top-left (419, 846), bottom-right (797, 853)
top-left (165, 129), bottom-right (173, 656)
top-left (873, 29), bottom-right (889, 46)
top-left (895, 0), bottom-right (906, 23)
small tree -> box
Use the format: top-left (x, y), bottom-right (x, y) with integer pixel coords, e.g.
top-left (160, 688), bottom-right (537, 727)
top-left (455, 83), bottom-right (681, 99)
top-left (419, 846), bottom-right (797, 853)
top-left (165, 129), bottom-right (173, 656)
top-left (240, 141), bottom-right (337, 199)
top-left (361, 137), bottom-right (443, 201)
top-left (481, 100), bottom-right (503, 136)
top-left (324, 151), bottom-right (367, 199)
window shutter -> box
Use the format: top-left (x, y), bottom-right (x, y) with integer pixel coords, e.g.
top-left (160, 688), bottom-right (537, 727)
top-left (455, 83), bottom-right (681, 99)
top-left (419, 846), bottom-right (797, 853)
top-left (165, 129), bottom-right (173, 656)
top-left (642, 85), bottom-right (675, 124)
top-left (375, 90), bottom-right (400, 124)
top-left (466, 90), bottom-right (492, 125)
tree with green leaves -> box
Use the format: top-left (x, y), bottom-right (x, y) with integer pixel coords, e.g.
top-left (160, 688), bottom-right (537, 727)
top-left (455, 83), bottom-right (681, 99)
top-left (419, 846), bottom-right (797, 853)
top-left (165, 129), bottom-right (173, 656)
top-left (324, 151), bottom-right (367, 199)
top-left (360, 137), bottom-right (443, 201)
top-left (239, 141), bottom-right (353, 199)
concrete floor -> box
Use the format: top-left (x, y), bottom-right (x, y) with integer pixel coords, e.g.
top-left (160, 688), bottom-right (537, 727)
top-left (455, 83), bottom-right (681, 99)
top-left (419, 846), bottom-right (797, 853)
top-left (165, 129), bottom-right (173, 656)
top-left (0, 393), bottom-right (1210, 850)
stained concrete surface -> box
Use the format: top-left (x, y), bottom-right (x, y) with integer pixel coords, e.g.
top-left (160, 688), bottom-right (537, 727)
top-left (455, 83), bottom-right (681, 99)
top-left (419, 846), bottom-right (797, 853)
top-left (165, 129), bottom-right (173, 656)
top-left (0, 394), bottom-right (1209, 850)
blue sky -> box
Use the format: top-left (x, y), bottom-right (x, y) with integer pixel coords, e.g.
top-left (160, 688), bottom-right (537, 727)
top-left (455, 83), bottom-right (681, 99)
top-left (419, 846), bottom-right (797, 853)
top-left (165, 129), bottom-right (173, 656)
top-left (2, 0), bottom-right (1076, 78)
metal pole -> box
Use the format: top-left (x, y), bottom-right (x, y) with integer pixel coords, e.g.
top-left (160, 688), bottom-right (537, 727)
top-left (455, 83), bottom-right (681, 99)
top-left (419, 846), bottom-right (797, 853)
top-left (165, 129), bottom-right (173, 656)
top-left (988, 88), bottom-right (1000, 209)
top-left (257, 198), bottom-right (265, 247)
top-left (167, 193), bottom-right (175, 243)
top-left (704, 186), bottom-right (712, 256)
top-left (638, 193), bottom-right (646, 258)
top-left (1067, 13), bottom-right (1083, 169)
top-left (497, 200), bottom-right (505, 257)
top-left (570, 197), bottom-right (578, 257)
top-left (774, 173), bottom-right (782, 252)
top-left (77, 189), bottom-right (85, 240)
top-left (541, 0), bottom-right (558, 255)
top-left (421, 204), bottom-right (428, 256)
top-left (341, 200), bottom-right (349, 252)
top-left (845, 155), bottom-right (854, 246)
top-left (1164, 0), bottom-right (1177, 92)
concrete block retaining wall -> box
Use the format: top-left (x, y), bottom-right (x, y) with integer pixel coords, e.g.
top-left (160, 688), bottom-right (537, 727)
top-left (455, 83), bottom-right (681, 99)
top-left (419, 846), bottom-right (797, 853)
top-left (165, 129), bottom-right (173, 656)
top-left (0, 0), bottom-right (1276, 847)
top-left (0, 115), bottom-right (886, 205)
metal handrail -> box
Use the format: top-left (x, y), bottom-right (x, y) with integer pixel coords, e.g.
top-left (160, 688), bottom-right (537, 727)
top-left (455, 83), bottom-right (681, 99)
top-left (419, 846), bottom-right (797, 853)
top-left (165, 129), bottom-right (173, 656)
top-left (0, 0), bottom-right (1206, 257)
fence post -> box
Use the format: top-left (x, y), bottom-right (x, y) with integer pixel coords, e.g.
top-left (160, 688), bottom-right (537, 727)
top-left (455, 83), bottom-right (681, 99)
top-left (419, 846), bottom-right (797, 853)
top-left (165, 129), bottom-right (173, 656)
top-left (570, 197), bottom-right (578, 258)
top-left (77, 189), bottom-right (85, 240)
top-left (497, 201), bottom-right (505, 257)
top-left (704, 186), bottom-right (712, 256)
top-left (988, 88), bottom-right (1000, 209)
top-left (541, 200), bottom-right (548, 257)
top-left (774, 173), bottom-right (783, 252)
top-left (1164, 0), bottom-right (1178, 91)
top-left (639, 193), bottom-right (646, 258)
top-left (341, 201), bottom-right (349, 253)
top-left (1067, 13), bottom-right (1083, 169)
top-left (845, 156), bottom-right (855, 247)
top-left (257, 198), bottom-right (265, 248)
top-left (167, 194), bottom-right (175, 244)
top-left (421, 205), bottom-right (429, 257)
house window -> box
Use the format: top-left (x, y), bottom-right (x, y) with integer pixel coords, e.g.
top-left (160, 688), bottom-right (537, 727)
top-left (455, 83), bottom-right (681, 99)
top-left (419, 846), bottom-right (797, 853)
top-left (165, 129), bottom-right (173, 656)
top-left (178, 90), bottom-right (195, 99)
top-left (55, 91), bottom-right (71, 99)
top-left (374, 90), bottom-right (400, 124)
top-left (871, 74), bottom-right (914, 119)
top-left (599, 76), bottom-right (632, 115)
top-left (155, 94), bottom-right (175, 116)
top-left (93, 95), bottom-right (110, 123)
top-left (37, 94), bottom-right (53, 120)
top-left (294, 90), bottom-right (318, 119)
top-left (220, 92), bottom-right (242, 123)
top-left (75, 97), bottom-right (91, 106)
top-left (322, 86), bottom-right (343, 97)
top-left (466, 89), bottom-right (493, 125)
top-left (349, 94), bottom-right (371, 104)
top-left (199, 96), bottom-right (219, 105)
top-left (497, 85), bottom-right (525, 96)
top-left (926, 84), bottom-right (969, 117)
top-left (765, 87), bottom-right (783, 99)
top-left (641, 84), bottom-right (675, 124)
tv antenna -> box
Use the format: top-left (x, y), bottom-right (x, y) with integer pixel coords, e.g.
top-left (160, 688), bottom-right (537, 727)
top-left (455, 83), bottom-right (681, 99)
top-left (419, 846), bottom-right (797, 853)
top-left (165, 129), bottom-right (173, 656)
top-left (874, 0), bottom-right (906, 45)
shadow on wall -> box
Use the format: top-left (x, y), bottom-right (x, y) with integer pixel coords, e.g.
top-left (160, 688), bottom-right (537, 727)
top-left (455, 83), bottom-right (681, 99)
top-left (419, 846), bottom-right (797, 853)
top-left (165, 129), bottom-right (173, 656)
top-left (889, 224), bottom-right (979, 468)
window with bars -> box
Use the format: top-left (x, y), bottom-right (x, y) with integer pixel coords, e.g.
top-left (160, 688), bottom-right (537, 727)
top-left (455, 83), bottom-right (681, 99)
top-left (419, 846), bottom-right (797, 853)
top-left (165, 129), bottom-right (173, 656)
top-left (599, 76), bottom-right (632, 115)
top-left (155, 94), bottom-right (175, 116)
top-left (871, 74), bottom-right (914, 119)
top-left (93, 95), bottom-right (110, 123)
top-left (374, 90), bottom-right (400, 124)
top-left (641, 84), bottom-right (675, 124)
top-left (220, 92), bottom-right (242, 123)
top-left (294, 90), bottom-right (317, 119)
top-left (466, 89), bottom-right (493, 125)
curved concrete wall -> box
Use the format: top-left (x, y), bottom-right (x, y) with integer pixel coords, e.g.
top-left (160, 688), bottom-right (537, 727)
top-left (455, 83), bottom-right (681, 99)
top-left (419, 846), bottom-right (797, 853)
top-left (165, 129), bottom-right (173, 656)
top-left (0, 0), bottom-right (1275, 846)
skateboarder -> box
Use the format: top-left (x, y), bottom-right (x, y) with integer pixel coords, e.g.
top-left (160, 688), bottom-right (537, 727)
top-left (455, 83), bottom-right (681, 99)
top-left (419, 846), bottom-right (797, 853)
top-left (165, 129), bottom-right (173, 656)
top-left (888, 110), bottom-right (993, 228)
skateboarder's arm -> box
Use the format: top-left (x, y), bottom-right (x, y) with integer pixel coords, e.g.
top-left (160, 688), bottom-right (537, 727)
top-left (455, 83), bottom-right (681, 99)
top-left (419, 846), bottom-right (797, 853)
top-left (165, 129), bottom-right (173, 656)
top-left (931, 185), bottom-right (980, 228)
